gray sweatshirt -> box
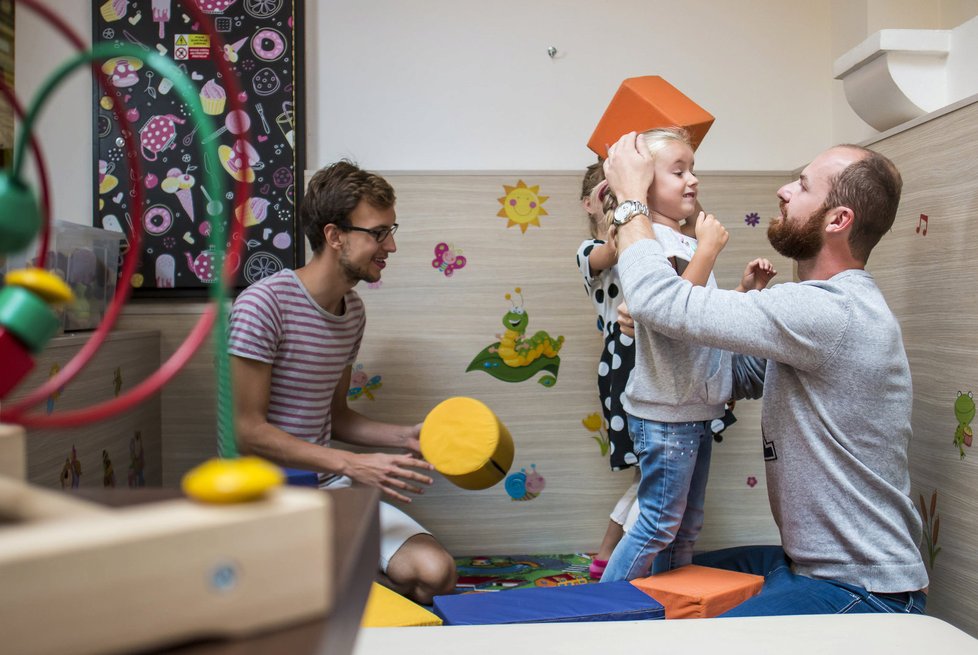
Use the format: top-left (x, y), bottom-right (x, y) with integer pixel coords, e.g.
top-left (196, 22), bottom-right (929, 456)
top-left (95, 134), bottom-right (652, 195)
top-left (619, 238), bottom-right (928, 593)
top-left (622, 224), bottom-right (731, 423)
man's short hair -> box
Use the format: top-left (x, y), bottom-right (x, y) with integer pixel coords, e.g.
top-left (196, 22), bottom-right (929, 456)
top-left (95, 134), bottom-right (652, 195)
top-left (300, 161), bottom-right (396, 253)
top-left (824, 145), bottom-right (903, 263)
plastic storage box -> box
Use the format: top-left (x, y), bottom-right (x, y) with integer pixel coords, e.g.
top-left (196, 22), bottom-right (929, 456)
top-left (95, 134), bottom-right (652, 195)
top-left (0, 220), bottom-right (123, 332)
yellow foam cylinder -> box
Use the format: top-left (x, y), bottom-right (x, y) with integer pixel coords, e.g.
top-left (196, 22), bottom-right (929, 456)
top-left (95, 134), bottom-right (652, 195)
top-left (420, 397), bottom-right (514, 490)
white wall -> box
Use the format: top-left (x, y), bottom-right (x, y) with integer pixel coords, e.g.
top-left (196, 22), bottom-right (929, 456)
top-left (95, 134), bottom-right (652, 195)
top-left (14, 1), bottom-right (978, 224)
top-left (311, 0), bottom-right (835, 172)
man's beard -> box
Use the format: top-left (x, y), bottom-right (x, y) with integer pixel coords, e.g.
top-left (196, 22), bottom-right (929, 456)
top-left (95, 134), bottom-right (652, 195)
top-left (339, 245), bottom-right (380, 284)
top-left (767, 202), bottom-right (826, 260)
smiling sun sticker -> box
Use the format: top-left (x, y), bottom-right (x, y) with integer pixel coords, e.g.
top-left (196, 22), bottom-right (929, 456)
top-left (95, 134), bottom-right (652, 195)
top-left (498, 180), bottom-right (549, 233)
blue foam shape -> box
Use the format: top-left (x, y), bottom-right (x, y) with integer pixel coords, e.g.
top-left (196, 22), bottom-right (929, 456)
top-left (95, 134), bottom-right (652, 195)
top-left (433, 581), bottom-right (664, 625)
top-left (283, 468), bottom-right (319, 487)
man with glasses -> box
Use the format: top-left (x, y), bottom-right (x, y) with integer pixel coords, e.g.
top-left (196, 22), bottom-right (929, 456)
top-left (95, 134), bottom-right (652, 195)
top-left (229, 161), bottom-right (456, 605)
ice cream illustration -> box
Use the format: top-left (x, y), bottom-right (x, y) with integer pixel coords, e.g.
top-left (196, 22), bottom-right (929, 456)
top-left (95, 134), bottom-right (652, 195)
top-left (162, 167), bottom-right (197, 222)
top-left (151, 0), bottom-right (171, 38)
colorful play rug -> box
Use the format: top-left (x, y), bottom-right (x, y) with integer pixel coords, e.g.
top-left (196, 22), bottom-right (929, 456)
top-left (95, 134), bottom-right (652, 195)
top-left (454, 553), bottom-right (595, 593)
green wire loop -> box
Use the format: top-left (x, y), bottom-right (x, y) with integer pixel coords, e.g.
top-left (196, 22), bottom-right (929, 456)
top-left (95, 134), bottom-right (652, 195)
top-left (12, 42), bottom-right (238, 457)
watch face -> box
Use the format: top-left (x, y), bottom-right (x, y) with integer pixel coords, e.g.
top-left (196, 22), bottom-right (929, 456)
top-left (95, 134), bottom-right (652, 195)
top-left (614, 200), bottom-right (645, 224)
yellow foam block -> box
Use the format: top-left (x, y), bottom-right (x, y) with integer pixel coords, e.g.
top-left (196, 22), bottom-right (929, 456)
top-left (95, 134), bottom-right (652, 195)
top-left (420, 397), bottom-right (514, 490)
top-left (630, 564), bottom-right (764, 619)
top-left (588, 76), bottom-right (715, 158)
top-left (360, 582), bottom-right (443, 627)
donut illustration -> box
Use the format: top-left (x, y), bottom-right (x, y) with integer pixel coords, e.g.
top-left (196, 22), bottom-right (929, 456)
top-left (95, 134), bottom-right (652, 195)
top-left (251, 28), bottom-right (286, 61)
top-left (143, 205), bottom-right (174, 236)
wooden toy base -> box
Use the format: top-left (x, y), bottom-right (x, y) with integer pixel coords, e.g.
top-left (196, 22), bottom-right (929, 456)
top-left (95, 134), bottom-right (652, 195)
top-left (0, 424), bottom-right (334, 655)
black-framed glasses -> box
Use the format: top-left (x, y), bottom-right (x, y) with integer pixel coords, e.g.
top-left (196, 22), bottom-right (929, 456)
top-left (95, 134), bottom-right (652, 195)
top-left (341, 223), bottom-right (399, 243)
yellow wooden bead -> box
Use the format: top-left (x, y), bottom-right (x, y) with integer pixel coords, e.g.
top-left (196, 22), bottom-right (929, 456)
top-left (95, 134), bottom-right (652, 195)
top-left (181, 457), bottom-right (285, 504)
top-left (4, 268), bottom-right (74, 304)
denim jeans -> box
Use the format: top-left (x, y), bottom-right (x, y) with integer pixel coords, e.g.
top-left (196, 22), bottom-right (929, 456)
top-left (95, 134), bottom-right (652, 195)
top-left (601, 417), bottom-right (713, 582)
top-left (693, 545), bottom-right (928, 616)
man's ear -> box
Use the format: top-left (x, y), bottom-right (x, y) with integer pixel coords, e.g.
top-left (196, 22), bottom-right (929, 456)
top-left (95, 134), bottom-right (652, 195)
top-left (323, 223), bottom-right (344, 250)
top-left (825, 206), bottom-right (854, 234)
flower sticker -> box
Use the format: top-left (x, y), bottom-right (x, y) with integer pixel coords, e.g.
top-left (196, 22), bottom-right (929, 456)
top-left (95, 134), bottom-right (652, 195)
top-left (745, 212), bottom-right (761, 227)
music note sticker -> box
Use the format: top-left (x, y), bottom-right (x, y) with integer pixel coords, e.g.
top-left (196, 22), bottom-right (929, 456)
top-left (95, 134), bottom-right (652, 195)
top-left (916, 213), bottom-right (928, 236)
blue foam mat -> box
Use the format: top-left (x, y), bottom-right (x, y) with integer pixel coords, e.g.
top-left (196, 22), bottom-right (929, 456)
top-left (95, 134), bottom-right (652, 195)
top-left (433, 580), bottom-right (664, 625)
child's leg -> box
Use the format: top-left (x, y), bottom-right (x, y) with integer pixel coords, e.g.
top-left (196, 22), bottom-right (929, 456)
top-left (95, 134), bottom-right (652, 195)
top-left (591, 471), bottom-right (641, 578)
top-left (653, 424), bottom-right (714, 573)
top-left (600, 419), bottom-right (707, 582)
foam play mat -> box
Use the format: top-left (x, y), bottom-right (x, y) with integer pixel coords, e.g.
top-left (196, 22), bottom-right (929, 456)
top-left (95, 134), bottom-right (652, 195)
top-left (453, 553), bottom-right (594, 593)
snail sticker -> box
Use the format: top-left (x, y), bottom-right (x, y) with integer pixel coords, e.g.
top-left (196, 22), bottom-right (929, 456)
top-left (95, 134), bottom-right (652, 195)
top-left (467, 288), bottom-right (564, 387)
top-left (505, 464), bottom-right (546, 501)
top-left (953, 390), bottom-right (975, 459)
top-left (497, 180), bottom-right (549, 233)
top-left (432, 242), bottom-right (466, 277)
top-left (348, 364), bottom-right (382, 401)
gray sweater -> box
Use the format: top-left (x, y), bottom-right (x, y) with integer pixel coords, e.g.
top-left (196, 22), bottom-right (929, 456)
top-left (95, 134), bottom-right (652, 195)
top-left (619, 239), bottom-right (928, 593)
top-left (622, 224), bottom-right (731, 423)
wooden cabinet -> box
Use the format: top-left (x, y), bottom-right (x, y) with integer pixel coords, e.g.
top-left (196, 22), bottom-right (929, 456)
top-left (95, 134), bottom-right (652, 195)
top-left (4, 330), bottom-right (162, 489)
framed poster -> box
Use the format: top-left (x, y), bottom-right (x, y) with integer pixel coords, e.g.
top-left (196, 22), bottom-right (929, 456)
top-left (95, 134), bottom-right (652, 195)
top-left (92, 0), bottom-right (304, 296)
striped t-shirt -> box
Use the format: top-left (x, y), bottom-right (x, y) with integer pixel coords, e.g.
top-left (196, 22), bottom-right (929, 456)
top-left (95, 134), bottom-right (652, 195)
top-left (228, 269), bottom-right (365, 447)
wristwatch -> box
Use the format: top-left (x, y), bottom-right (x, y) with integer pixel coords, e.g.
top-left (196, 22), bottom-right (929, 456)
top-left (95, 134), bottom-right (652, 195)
top-left (612, 200), bottom-right (649, 226)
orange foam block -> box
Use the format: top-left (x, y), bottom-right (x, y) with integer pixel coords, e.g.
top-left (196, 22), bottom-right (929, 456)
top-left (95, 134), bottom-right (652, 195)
top-left (588, 76), bottom-right (715, 158)
top-left (630, 564), bottom-right (763, 619)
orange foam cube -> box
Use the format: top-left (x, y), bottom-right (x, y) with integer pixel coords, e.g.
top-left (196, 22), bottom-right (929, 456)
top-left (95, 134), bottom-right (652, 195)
top-left (588, 76), bottom-right (715, 158)
top-left (630, 564), bottom-right (763, 619)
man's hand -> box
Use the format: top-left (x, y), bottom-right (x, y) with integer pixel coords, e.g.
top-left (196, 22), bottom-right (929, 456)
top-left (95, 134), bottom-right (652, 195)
top-left (739, 258), bottom-right (778, 291)
top-left (346, 452), bottom-right (435, 504)
top-left (618, 302), bottom-right (635, 338)
top-left (692, 212), bottom-right (729, 254)
top-left (603, 132), bottom-right (654, 202)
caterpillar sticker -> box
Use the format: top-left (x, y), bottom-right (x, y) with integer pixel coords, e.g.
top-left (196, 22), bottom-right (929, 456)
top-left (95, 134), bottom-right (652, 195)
top-left (467, 288), bottom-right (564, 387)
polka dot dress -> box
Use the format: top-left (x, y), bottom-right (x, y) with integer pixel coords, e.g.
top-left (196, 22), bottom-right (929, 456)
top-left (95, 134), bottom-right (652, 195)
top-left (576, 239), bottom-right (638, 471)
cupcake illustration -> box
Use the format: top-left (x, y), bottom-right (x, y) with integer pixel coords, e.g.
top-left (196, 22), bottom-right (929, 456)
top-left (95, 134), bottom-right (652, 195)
top-left (100, 0), bottom-right (128, 22)
top-left (199, 79), bottom-right (227, 116)
top-left (234, 196), bottom-right (270, 226)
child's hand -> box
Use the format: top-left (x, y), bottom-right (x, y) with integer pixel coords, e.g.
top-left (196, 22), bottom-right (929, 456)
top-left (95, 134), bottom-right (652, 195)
top-left (739, 258), bottom-right (778, 291)
top-left (617, 302), bottom-right (635, 338)
top-left (693, 212), bottom-right (729, 253)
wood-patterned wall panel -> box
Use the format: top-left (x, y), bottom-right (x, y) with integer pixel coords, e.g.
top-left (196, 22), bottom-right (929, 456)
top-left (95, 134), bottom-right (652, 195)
top-left (865, 101), bottom-right (978, 637)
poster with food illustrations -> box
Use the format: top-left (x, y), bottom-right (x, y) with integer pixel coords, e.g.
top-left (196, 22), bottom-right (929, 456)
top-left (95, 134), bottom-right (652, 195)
top-left (92, 0), bottom-right (304, 294)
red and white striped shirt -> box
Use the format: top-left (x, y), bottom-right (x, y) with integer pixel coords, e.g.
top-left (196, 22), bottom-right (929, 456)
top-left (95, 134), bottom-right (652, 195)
top-left (228, 269), bottom-right (365, 446)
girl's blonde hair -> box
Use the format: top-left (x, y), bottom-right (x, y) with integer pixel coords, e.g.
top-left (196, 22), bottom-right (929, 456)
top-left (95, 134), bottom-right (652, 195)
top-left (603, 127), bottom-right (693, 242)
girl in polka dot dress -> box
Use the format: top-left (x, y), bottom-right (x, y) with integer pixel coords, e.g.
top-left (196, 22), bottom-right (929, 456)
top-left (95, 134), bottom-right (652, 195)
top-left (576, 161), bottom-right (642, 579)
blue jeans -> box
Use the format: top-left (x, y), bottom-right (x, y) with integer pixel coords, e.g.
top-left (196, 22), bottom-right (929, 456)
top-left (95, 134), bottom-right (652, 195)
top-left (601, 417), bottom-right (713, 582)
top-left (693, 546), bottom-right (928, 616)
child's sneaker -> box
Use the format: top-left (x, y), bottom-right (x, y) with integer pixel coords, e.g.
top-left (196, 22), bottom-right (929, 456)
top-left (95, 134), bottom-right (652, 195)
top-left (588, 558), bottom-right (608, 580)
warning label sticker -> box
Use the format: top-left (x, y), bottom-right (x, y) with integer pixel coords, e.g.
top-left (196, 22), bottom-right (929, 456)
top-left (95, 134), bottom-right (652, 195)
top-left (173, 34), bottom-right (211, 61)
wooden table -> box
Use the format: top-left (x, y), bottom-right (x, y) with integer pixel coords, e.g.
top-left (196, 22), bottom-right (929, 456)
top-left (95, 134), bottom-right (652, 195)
top-left (353, 613), bottom-right (978, 654)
